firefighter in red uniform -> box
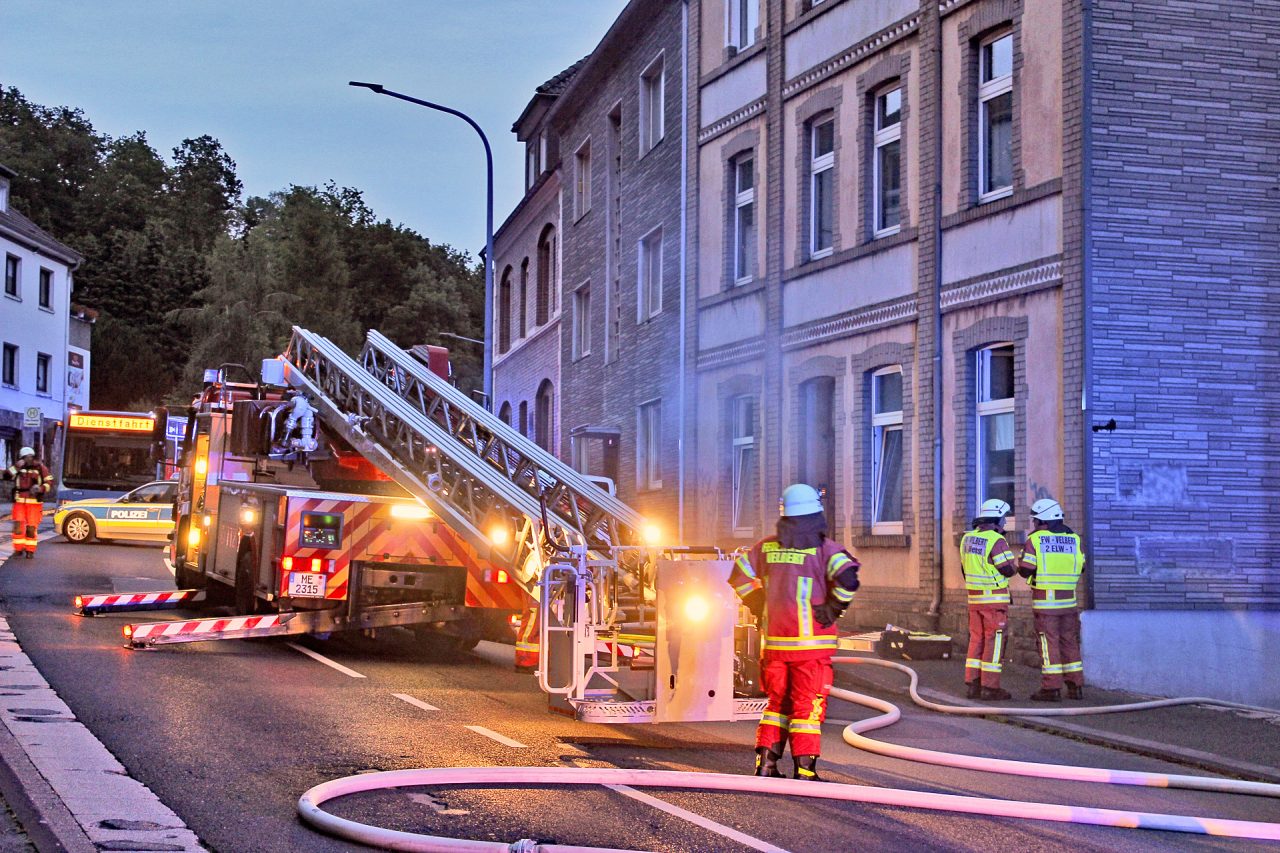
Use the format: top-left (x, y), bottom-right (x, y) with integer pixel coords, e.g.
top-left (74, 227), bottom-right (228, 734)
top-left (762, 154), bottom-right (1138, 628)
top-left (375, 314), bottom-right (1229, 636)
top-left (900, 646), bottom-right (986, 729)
top-left (960, 498), bottom-right (1017, 701)
top-left (729, 484), bottom-right (860, 781)
top-left (4, 447), bottom-right (52, 559)
top-left (1018, 498), bottom-right (1086, 701)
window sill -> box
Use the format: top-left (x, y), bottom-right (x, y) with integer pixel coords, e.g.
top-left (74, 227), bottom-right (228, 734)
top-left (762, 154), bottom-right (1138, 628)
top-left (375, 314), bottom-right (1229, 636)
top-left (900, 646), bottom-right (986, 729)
top-left (733, 275), bottom-right (754, 288)
top-left (4, 293), bottom-right (20, 302)
top-left (873, 225), bottom-right (901, 240)
top-left (638, 138), bottom-right (665, 162)
top-left (808, 247), bottom-right (834, 262)
top-left (572, 351), bottom-right (592, 363)
top-left (849, 532), bottom-right (911, 549)
top-left (38, 305), bottom-right (54, 313)
top-left (574, 208), bottom-right (592, 225)
top-left (701, 40), bottom-right (766, 86)
top-left (978, 186), bottom-right (1014, 204)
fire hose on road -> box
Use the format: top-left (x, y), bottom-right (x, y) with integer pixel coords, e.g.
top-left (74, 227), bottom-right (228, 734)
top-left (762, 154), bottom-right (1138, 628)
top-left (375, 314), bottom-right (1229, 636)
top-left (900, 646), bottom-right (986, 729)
top-left (298, 656), bottom-right (1280, 851)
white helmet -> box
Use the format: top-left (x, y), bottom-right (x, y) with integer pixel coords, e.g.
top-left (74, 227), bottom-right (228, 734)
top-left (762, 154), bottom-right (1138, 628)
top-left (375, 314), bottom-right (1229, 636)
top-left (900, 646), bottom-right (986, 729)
top-left (1030, 498), bottom-right (1064, 522)
top-left (18, 447), bottom-right (35, 459)
top-left (779, 484), bottom-right (823, 517)
top-left (978, 498), bottom-right (1011, 520)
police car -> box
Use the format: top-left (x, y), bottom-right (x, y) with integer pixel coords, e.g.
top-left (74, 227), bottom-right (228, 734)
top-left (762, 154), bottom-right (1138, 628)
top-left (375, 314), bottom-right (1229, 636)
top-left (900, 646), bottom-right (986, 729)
top-left (55, 481), bottom-right (177, 545)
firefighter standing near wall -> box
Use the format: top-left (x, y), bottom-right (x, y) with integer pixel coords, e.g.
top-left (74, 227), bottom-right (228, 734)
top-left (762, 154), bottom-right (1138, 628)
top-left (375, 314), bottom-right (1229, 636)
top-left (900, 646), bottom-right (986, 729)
top-left (4, 447), bottom-right (52, 559)
top-left (729, 484), bottom-right (861, 781)
top-left (960, 499), bottom-right (1017, 701)
top-left (1018, 498), bottom-right (1086, 701)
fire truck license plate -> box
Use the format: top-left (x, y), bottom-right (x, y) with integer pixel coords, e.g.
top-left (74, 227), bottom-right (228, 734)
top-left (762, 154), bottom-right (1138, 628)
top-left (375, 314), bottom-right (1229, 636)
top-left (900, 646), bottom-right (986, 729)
top-left (287, 572), bottom-right (326, 598)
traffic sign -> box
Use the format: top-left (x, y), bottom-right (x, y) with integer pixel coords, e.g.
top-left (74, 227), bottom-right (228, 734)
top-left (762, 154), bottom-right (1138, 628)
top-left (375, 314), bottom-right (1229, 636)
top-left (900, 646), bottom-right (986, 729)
top-left (165, 415), bottom-right (189, 442)
top-left (23, 407), bottom-right (41, 428)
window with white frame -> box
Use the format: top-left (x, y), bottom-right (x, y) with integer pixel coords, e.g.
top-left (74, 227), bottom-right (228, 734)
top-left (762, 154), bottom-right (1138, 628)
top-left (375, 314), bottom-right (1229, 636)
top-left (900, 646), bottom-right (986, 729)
top-left (728, 0), bottom-right (759, 51)
top-left (572, 283), bottom-right (591, 360)
top-left (871, 367), bottom-right (904, 531)
top-left (574, 139), bottom-right (592, 219)
top-left (976, 344), bottom-right (1016, 517)
top-left (525, 133), bottom-right (541, 191)
top-left (637, 400), bottom-right (662, 490)
top-left (730, 395), bottom-right (758, 534)
top-left (36, 352), bottom-right (50, 394)
top-left (809, 116), bottom-right (835, 257)
top-left (978, 32), bottom-right (1014, 200)
top-left (732, 154), bottom-right (756, 283)
top-left (4, 255), bottom-right (18, 298)
top-left (2, 343), bottom-right (16, 386)
top-left (38, 268), bottom-right (52, 309)
top-left (640, 56), bottom-right (665, 154)
top-left (638, 227), bottom-right (663, 320)
top-left (873, 86), bottom-right (902, 235)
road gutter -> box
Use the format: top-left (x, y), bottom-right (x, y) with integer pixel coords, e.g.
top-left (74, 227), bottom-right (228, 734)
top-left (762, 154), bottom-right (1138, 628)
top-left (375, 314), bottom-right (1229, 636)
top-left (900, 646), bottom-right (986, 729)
top-left (0, 613), bottom-right (205, 851)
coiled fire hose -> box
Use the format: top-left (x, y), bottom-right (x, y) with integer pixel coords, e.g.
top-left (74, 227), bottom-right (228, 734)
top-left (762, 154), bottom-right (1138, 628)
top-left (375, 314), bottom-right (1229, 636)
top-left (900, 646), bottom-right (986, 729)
top-left (298, 656), bottom-right (1280, 851)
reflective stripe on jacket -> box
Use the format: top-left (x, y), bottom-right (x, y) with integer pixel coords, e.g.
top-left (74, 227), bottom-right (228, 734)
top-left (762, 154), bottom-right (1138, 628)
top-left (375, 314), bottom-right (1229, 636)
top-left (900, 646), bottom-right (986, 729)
top-left (960, 529), bottom-right (1013, 604)
top-left (1024, 529), bottom-right (1085, 609)
top-left (5, 463), bottom-right (52, 502)
top-left (728, 536), bottom-right (859, 658)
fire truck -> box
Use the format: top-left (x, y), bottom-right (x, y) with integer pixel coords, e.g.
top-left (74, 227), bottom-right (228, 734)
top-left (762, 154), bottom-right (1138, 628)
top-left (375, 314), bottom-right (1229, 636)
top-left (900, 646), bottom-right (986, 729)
top-left (147, 346), bottom-right (521, 651)
top-left (78, 327), bottom-right (766, 725)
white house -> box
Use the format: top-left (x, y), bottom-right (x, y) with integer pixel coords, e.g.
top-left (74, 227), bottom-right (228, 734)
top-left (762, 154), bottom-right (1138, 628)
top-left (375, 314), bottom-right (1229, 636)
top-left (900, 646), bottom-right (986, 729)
top-left (0, 162), bottom-right (85, 469)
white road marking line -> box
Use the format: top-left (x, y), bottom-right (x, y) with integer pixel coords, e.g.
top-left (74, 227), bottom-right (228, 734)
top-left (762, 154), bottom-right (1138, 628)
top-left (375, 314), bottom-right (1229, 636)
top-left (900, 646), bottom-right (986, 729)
top-left (464, 725), bottom-right (527, 748)
top-left (605, 784), bottom-right (790, 853)
top-left (393, 693), bottom-right (440, 712)
top-left (286, 642), bottom-right (367, 679)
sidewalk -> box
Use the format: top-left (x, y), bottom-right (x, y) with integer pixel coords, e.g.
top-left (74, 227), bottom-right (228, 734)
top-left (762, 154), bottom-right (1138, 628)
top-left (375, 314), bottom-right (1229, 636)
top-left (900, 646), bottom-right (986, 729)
top-left (833, 644), bottom-right (1280, 785)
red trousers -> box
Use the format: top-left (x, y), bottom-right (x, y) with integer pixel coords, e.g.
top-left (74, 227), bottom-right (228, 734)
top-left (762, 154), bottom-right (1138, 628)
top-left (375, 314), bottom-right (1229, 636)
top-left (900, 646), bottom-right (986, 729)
top-left (965, 602), bottom-right (1008, 688)
top-left (1034, 609), bottom-right (1083, 689)
top-left (756, 655), bottom-right (832, 757)
top-left (11, 501), bottom-right (41, 553)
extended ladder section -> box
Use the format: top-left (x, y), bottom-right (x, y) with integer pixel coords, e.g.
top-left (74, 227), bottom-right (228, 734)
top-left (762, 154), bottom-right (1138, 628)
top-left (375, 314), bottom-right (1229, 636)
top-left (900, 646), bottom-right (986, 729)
top-left (279, 329), bottom-right (655, 600)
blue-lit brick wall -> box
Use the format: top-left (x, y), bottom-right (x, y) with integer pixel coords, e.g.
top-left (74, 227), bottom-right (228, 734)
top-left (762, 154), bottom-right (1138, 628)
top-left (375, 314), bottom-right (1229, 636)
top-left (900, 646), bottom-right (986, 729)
top-left (1088, 0), bottom-right (1280, 609)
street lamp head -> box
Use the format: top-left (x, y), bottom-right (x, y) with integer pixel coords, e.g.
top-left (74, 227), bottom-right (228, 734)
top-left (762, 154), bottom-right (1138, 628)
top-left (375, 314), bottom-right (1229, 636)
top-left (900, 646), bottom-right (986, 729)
top-left (348, 81), bottom-right (385, 93)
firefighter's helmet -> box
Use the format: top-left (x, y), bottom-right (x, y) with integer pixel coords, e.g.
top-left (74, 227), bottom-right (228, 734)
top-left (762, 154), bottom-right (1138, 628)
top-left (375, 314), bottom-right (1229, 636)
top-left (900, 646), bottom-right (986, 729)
top-left (978, 498), bottom-right (1011, 520)
top-left (779, 484), bottom-right (823, 517)
top-left (18, 447), bottom-right (35, 459)
top-left (1030, 498), bottom-right (1064, 522)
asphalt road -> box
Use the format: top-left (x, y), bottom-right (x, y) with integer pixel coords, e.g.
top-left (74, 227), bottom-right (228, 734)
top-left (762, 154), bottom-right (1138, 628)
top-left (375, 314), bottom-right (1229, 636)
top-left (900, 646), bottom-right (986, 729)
top-left (2, 540), bottom-right (1278, 852)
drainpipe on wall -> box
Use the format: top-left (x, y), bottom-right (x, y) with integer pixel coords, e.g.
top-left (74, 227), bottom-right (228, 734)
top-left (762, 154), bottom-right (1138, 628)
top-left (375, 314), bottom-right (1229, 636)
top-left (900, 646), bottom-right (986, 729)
top-left (926, 12), bottom-right (945, 632)
top-left (677, 0), bottom-right (690, 542)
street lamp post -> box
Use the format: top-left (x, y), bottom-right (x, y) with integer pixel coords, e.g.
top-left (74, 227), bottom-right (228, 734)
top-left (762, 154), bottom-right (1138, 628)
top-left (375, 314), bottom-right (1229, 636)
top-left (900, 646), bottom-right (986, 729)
top-left (349, 82), bottom-right (494, 407)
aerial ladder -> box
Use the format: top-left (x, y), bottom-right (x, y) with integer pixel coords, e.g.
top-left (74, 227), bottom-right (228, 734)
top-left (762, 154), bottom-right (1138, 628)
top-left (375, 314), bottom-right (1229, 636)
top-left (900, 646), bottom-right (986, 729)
top-left (84, 327), bottom-right (765, 724)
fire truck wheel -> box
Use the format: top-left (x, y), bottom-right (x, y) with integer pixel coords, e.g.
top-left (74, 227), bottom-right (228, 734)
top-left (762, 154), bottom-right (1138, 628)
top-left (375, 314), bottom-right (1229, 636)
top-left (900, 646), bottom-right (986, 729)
top-left (62, 513), bottom-right (96, 544)
top-left (234, 550), bottom-right (262, 615)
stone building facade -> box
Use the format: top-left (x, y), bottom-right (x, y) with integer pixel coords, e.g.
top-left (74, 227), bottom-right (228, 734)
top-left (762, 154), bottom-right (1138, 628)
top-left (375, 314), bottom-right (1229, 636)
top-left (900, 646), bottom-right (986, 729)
top-left (491, 0), bottom-right (1280, 705)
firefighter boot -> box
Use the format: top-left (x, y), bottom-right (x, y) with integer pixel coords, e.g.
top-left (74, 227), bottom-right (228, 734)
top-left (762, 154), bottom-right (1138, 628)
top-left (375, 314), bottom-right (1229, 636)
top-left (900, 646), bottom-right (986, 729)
top-left (794, 755), bottom-right (822, 782)
top-left (753, 747), bottom-right (784, 778)
top-left (1066, 683), bottom-right (1084, 700)
top-left (24, 552), bottom-right (33, 560)
top-left (980, 687), bottom-right (1012, 701)
top-left (966, 681), bottom-right (982, 699)
top-left (1029, 688), bottom-right (1061, 702)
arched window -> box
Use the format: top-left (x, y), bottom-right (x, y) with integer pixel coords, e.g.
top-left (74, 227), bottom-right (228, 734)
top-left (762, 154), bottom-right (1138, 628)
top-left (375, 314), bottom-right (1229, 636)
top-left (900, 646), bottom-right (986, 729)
top-left (519, 258), bottom-right (529, 338)
top-left (535, 379), bottom-right (554, 452)
top-left (498, 401), bottom-right (512, 426)
top-left (536, 224), bottom-right (557, 326)
top-left (498, 266), bottom-right (513, 353)
top-left (519, 401), bottom-right (529, 437)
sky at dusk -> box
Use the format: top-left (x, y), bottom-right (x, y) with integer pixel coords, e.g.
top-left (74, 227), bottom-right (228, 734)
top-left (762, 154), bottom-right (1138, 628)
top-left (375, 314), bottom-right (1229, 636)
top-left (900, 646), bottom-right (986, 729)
top-left (2, 1), bottom-right (628, 260)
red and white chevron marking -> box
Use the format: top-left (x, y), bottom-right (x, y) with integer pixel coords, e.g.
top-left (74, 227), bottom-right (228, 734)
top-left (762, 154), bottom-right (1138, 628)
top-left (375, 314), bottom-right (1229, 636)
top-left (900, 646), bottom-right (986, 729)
top-left (77, 590), bottom-right (197, 610)
top-left (126, 613), bottom-right (287, 642)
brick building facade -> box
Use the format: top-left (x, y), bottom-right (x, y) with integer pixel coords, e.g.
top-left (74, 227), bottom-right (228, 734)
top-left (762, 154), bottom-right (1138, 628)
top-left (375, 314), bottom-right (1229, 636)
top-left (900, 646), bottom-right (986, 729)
top-left (491, 0), bottom-right (1280, 705)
